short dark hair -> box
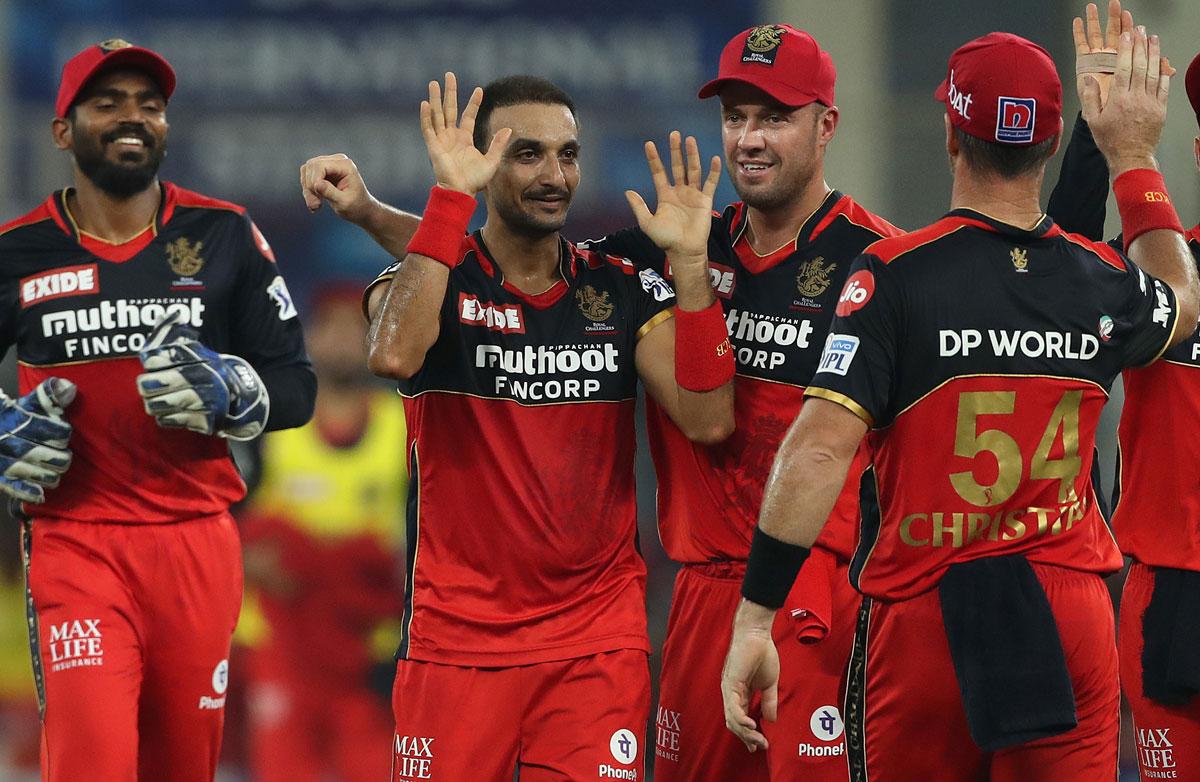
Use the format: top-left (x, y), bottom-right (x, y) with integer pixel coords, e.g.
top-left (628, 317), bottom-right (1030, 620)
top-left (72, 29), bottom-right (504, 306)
top-left (472, 75), bottom-right (578, 152)
top-left (953, 127), bottom-right (1057, 179)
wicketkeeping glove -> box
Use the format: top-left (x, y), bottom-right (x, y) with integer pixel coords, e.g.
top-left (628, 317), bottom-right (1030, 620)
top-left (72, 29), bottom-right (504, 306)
top-left (136, 309), bottom-right (270, 441)
top-left (0, 377), bottom-right (77, 504)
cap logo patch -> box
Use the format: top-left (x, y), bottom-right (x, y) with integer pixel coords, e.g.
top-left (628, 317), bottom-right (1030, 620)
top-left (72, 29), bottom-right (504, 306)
top-left (742, 25), bottom-right (784, 66)
top-left (947, 70), bottom-right (973, 120)
top-left (996, 97), bottom-right (1036, 143)
top-left (98, 39), bottom-right (134, 52)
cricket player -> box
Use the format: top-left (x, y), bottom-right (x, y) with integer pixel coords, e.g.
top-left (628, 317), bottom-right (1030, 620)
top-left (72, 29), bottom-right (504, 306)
top-left (722, 22), bottom-right (1198, 782)
top-left (1, 40), bottom-right (314, 780)
top-left (1044, 3), bottom-right (1200, 774)
top-left (358, 74), bottom-right (734, 780)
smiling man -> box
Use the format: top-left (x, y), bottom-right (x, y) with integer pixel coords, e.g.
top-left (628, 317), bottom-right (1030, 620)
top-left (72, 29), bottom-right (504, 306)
top-left (1, 40), bottom-right (315, 780)
top-left (357, 72), bottom-right (733, 780)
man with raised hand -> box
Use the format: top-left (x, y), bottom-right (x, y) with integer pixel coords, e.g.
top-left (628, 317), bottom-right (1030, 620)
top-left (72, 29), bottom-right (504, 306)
top-left (723, 20), bottom-right (1196, 782)
top-left (362, 73), bottom-right (732, 780)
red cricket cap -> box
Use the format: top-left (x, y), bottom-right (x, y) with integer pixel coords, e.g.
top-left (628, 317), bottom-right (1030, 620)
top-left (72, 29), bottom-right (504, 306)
top-left (56, 39), bottom-right (176, 119)
top-left (1186, 51), bottom-right (1200, 127)
top-left (698, 24), bottom-right (835, 108)
top-left (934, 32), bottom-right (1061, 146)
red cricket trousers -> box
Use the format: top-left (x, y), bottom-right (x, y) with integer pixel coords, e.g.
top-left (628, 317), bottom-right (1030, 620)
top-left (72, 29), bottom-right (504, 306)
top-left (23, 514), bottom-right (242, 781)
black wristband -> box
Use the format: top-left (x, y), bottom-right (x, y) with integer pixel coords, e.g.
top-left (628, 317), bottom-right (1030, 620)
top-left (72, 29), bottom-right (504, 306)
top-left (741, 527), bottom-right (811, 609)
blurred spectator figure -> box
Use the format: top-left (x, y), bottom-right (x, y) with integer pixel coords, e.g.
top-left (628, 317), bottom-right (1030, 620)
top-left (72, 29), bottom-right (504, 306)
top-left (234, 283), bottom-right (406, 782)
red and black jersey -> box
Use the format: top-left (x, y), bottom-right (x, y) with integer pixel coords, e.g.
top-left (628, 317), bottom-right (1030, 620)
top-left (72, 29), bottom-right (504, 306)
top-left (1113, 226), bottom-right (1200, 570)
top-left (365, 231), bottom-right (674, 667)
top-left (582, 191), bottom-right (902, 564)
top-left (0, 183), bottom-right (308, 525)
top-left (807, 209), bottom-right (1178, 601)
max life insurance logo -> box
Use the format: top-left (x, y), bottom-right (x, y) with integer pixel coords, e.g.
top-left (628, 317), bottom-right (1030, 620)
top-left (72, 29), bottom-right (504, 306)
top-left (996, 97), bottom-right (1037, 143)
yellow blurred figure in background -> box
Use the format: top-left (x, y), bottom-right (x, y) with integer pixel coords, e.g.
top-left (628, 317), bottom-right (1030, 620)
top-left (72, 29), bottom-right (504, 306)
top-left (234, 284), bottom-right (407, 782)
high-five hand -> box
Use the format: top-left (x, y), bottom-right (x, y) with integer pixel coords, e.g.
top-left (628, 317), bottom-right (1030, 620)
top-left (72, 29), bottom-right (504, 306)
top-left (421, 72), bottom-right (512, 196)
top-left (1081, 20), bottom-right (1172, 175)
top-left (624, 131), bottom-right (722, 262)
top-left (1072, 0), bottom-right (1133, 108)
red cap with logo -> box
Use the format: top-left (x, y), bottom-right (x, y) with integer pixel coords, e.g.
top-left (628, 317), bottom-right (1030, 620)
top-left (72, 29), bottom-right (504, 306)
top-left (698, 24), bottom-right (835, 108)
top-left (1186, 51), bottom-right (1200, 127)
top-left (934, 32), bottom-right (1062, 146)
top-left (56, 39), bottom-right (176, 119)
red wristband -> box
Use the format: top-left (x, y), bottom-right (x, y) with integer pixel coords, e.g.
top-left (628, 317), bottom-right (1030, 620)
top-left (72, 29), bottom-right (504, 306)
top-left (405, 186), bottom-right (477, 268)
top-left (674, 300), bottom-right (734, 392)
top-left (1112, 169), bottom-right (1185, 251)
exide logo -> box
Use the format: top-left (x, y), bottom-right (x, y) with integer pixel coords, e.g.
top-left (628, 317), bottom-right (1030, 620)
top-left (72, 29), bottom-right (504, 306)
top-left (21, 264), bottom-right (99, 307)
top-left (458, 293), bottom-right (524, 334)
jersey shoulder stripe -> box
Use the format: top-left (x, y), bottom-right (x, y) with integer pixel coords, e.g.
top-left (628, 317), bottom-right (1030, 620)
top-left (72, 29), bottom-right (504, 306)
top-left (0, 198), bottom-right (61, 239)
top-left (864, 215), bottom-right (987, 264)
top-left (1047, 225), bottom-right (1126, 272)
top-left (166, 183), bottom-right (247, 216)
top-left (810, 195), bottom-right (904, 243)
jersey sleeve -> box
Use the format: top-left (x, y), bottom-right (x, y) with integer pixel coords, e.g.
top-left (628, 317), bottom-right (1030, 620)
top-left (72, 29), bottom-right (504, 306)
top-left (362, 259), bottom-right (402, 320)
top-left (1112, 253), bottom-right (1179, 367)
top-left (578, 227), bottom-right (667, 274)
top-left (228, 212), bottom-right (309, 372)
top-left (804, 254), bottom-right (903, 427)
top-left (630, 264), bottom-right (676, 340)
top-left (1046, 113), bottom-right (1109, 241)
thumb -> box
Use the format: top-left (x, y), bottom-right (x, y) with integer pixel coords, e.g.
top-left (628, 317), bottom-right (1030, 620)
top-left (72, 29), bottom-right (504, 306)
top-left (624, 190), bottom-right (653, 227)
top-left (20, 377), bottom-right (77, 418)
top-left (144, 307), bottom-right (187, 350)
top-left (314, 178), bottom-right (342, 202)
top-left (1080, 75), bottom-right (1103, 123)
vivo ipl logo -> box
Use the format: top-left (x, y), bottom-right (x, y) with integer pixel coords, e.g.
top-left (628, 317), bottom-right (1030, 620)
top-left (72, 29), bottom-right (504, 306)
top-left (996, 97), bottom-right (1036, 143)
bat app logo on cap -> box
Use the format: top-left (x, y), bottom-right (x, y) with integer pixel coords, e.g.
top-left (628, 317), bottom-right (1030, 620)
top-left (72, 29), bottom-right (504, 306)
top-left (996, 97), bottom-right (1036, 143)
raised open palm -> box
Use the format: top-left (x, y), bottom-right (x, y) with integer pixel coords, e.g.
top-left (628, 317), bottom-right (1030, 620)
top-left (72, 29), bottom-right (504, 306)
top-left (420, 72), bottom-right (512, 195)
top-left (625, 131), bottom-right (721, 259)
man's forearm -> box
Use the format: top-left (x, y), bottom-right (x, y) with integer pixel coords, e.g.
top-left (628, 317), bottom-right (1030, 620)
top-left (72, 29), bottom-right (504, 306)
top-left (357, 200), bottom-right (422, 259)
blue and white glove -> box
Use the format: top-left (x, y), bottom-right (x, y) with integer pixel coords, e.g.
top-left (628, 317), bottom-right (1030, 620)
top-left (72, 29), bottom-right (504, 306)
top-left (136, 309), bottom-right (269, 441)
top-left (0, 377), bottom-right (76, 504)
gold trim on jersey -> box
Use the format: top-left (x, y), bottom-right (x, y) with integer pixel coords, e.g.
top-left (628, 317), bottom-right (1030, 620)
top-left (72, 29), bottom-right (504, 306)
top-left (1141, 307), bottom-right (1180, 367)
top-left (636, 308), bottom-right (674, 341)
top-left (741, 189), bottom-right (838, 258)
top-left (803, 387), bottom-right (874, 426)
top-left (61, 189), bottom-right (159, 244)
top-left (892, 373), bottom-right (1109, 424)
top-left (955, 206), bottom-right (1048, 233)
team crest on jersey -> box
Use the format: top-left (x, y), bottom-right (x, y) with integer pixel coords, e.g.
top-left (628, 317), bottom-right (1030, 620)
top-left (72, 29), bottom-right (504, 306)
top-left (166, 237), bottom-right (205, 277)
top-left (797, 256), bottom-right (837, 297)
top-left (1011, 247), bottom-right (1028, 272)
top-left (743, 25), bottom-right (784, 65)
top-left (576, 285), bottom-right (614, 322)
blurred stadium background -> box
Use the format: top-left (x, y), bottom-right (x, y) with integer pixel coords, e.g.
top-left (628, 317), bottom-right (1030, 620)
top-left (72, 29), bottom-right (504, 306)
top-left (1, 0), bottom-right (1199, 778)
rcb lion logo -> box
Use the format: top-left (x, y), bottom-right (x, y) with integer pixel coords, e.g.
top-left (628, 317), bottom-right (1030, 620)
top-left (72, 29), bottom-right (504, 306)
top-left (797, 256), bottom-right (837, 297)
top-left (1011, 247), bottom-right (1028, 272)
top-left (166, 237), bottom-right (205, 277)
top-left (745, 25), bottom-right (784, 53)
top-left (99, 39), bottom-right (134, 52)
top-left (576, 285), bottom-right (614, 321)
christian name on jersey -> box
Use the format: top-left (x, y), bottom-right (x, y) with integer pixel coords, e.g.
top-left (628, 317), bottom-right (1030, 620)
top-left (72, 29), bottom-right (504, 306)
top-left (41, 297), bottom-right (205, 359)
